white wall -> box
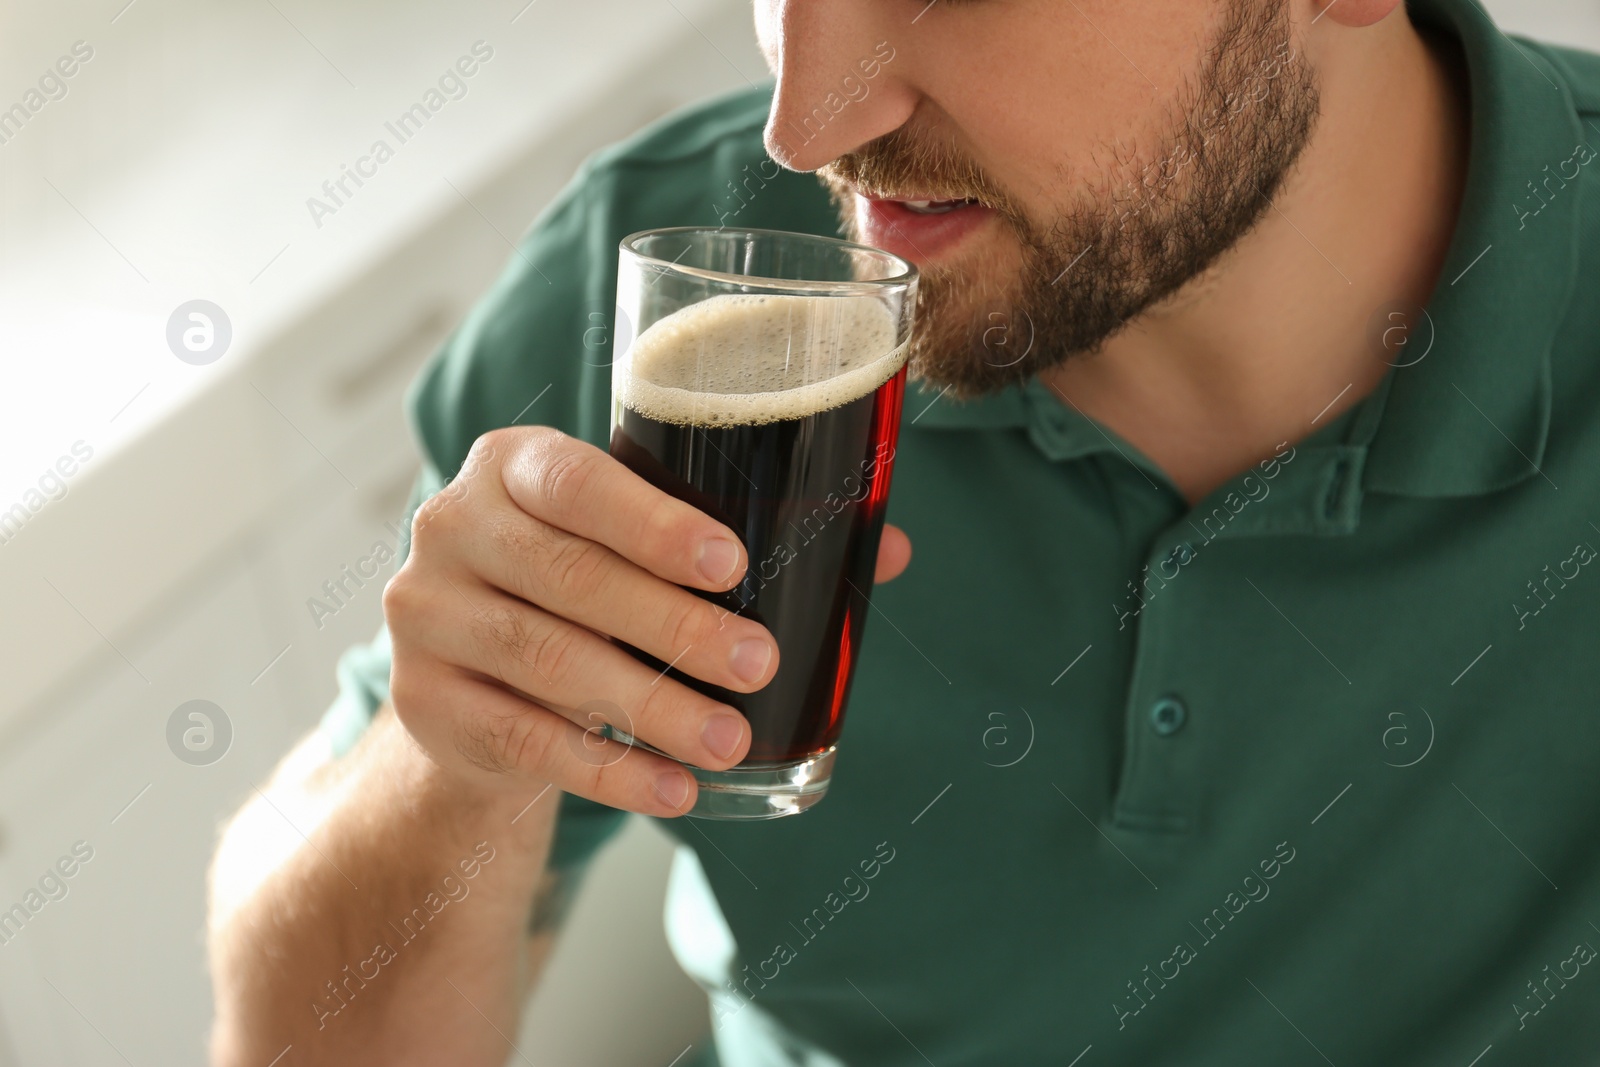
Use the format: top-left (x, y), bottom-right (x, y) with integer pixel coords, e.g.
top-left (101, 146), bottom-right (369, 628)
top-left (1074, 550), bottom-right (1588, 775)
top-left (1483, 0), bottom-right (1600, 46)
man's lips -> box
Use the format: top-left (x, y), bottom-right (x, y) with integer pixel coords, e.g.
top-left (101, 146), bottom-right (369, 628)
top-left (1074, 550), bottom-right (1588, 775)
top-left (855, 194), bottom-right (995, 265)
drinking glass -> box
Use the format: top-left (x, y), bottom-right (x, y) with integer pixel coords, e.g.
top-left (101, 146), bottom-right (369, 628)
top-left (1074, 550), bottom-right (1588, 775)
top-left (607, 226), bottom-right (918, 819)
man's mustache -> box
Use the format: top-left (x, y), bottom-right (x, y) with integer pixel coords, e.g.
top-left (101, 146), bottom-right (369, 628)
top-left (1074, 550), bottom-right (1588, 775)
top-left (817, 126), bottom-right (1016, 215)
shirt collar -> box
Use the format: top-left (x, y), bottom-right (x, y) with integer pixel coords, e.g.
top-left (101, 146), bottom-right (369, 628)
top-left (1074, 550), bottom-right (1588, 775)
top-left (909, 0), bottom-right (1584, 501)
top-left (1363, 0), bottom-right (1582, 497)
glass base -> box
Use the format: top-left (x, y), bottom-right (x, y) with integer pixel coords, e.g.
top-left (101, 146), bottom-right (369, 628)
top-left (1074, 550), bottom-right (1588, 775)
top-left (608, 728), bottom-right (836, 820)
top-left (684, 746), bottom-right (836, 820)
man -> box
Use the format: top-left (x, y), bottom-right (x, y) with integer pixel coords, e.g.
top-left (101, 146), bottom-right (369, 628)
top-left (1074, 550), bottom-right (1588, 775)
top-left (207, 0), bottom-right (1600, 1062)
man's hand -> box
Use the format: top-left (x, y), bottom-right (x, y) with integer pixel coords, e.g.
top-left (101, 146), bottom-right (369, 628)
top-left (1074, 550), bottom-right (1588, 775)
top-left (382, 426), bottom-right (911, 819)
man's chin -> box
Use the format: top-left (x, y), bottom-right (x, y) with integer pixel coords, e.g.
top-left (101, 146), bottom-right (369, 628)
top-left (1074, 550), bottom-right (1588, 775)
top-left (900, 270), bottom-right (1050, 400)
top-left (825, 189), bottom-right (1051, 399)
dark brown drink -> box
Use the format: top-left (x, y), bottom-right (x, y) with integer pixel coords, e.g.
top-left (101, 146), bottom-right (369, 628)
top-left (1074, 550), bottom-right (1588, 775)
top-left (610, 293), bottom-right (907, 763)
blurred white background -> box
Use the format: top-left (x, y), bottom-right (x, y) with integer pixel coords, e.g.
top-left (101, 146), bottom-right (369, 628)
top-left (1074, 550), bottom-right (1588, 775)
top-left (0, 1), bottom-right (1589, 1064)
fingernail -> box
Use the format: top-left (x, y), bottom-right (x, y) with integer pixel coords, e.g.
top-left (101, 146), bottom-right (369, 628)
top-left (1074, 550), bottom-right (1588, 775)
top-left (729, 637), bottom-right (772, 685)
top-left (701, 713), bottom-right (745, 761)
top-left (655, 770), bottom-right (691, 811)
top-left (696, 538), bottom-right (740, 584)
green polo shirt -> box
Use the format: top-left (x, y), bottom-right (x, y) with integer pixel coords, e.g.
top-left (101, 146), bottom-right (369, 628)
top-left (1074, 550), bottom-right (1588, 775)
top-left (321, 0), bottom-right (1600, 1060)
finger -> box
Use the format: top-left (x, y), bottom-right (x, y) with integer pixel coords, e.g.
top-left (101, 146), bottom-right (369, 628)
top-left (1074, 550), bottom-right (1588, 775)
top-left (875, 524), bottom-right (911, 583)
top-left (440, 673), bottom-right (699, 817)
top-left (423, 581), bottom-right (752, 770)
top-left (461, 510), bottom-right (779, 693)
top-left (505, 428), bottom-right (750, 593)
top-left (387, 655), bottom-right (700, 816)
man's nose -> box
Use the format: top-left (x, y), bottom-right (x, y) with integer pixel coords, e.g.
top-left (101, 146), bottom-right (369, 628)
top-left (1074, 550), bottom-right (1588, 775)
top-left (760, 0), bottom-right (918, 172)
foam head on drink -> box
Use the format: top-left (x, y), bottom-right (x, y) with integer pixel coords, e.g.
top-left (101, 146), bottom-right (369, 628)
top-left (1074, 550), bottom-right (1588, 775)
top-left (611, 293), bottom-right (909, 764)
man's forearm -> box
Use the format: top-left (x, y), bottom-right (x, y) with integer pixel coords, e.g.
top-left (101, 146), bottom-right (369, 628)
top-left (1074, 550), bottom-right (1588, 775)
top-left (207, 706), bottom-right (560, 1067)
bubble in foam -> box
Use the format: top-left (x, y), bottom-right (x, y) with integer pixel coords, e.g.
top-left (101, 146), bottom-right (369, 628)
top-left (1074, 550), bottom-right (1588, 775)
top-left (618, 293), bottom-right (907, 427)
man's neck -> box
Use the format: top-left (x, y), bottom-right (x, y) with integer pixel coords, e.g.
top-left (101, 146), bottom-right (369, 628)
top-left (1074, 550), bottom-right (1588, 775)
top-left (1041, 8), bottom-right (1471, 507)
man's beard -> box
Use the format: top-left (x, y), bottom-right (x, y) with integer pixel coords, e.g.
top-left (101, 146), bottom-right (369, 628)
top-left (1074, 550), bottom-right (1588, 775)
top-left (816, 0), bottom-right (1320, 399)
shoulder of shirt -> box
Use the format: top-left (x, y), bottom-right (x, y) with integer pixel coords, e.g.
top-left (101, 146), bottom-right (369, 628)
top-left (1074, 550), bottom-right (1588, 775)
top-left (405, 82), bottom-right (829, 478)
top-left (1518, 36), bottom-right (1600, 118)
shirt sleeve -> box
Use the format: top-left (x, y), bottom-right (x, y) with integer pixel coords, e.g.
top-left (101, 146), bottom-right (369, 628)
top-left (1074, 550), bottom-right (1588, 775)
top-left (315, 153), bottom-right (631, 874)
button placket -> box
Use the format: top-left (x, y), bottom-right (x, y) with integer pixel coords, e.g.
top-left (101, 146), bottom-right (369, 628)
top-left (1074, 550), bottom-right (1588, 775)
top-left (1109, 541), bottom-right (1200, 835)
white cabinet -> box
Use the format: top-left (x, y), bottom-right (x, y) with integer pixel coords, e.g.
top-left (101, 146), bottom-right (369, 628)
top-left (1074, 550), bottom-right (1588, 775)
top-left (0, 566), bottom-right (281, 1065)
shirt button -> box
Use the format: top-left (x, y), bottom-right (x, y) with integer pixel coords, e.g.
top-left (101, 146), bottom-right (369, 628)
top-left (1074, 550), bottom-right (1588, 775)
top-left (1149, 696), bottom-right (1188, 736)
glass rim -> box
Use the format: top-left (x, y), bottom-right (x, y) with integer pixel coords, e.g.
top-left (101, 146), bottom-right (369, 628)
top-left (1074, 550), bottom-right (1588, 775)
top-left (619, 225), bottom-right (918, 294)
